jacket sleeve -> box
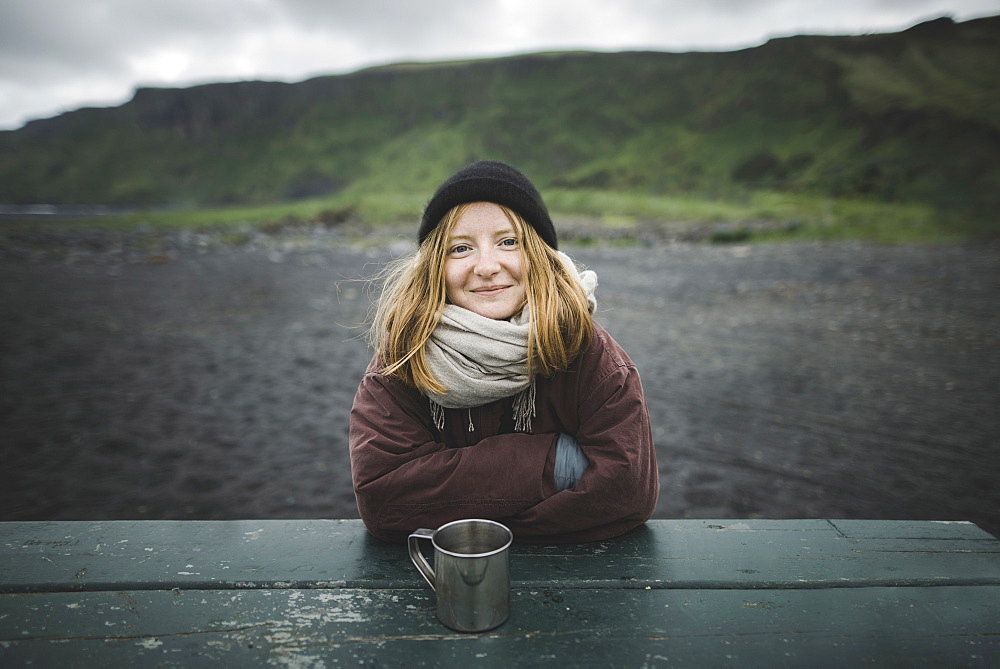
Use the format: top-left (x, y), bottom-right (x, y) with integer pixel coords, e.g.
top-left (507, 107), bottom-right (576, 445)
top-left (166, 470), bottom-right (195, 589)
top-left (505, 348), bottom-right (660, 544)
top-left (349, 364), bottom-right (558, 543)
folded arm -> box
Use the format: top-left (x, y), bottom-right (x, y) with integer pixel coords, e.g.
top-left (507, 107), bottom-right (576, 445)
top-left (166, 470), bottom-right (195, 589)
top-left (505, 361), bottom-right (659, 543)
top-left (349, 371), bottom-right (558, 543)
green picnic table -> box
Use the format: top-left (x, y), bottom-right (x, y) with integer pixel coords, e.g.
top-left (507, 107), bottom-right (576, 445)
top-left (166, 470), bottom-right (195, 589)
top-left (1, 519), bottom-right (998, 666)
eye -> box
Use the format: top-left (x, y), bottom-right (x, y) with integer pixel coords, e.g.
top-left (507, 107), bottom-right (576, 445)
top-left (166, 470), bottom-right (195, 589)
top-left (450, 244), bottom-right (471, 255)
top-left (500, 238), bottom-right (518, 248)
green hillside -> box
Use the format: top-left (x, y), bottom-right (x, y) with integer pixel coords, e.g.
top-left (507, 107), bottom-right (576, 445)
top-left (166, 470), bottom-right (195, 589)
top-left (1, 15), bottom-right (998, 236)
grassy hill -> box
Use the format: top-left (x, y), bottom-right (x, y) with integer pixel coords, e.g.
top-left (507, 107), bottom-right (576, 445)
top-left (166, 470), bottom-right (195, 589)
top-left (1, 15), bottom-right (997, 240)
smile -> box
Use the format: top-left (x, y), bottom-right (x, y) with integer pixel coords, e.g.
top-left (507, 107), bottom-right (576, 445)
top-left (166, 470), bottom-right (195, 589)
top-left (472, 285), bottom-right (510, 296)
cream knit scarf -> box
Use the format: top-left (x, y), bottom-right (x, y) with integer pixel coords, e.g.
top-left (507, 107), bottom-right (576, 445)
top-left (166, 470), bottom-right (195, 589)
top-left (425, 251), bottom-right (597, 433)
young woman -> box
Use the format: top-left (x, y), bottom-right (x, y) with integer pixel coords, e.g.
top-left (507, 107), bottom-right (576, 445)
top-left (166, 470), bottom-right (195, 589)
top-left (349, 160), bottom-right (659, 543)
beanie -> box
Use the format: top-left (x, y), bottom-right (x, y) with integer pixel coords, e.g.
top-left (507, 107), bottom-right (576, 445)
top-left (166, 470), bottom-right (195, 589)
top-left (418, 160), bottom-right (557, 249)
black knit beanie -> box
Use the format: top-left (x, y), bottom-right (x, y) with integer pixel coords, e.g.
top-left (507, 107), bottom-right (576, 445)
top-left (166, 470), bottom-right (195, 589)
top-left (418, 160), bottom-right (557, 249)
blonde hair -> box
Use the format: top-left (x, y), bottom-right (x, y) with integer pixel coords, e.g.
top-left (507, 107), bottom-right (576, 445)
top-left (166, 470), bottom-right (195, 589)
top-left (369, 203), bottom-right (593, 395)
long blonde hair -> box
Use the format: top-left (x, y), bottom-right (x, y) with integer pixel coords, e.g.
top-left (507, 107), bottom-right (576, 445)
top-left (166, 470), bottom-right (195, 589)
top-left (369, 203), bottom-right (593, 395)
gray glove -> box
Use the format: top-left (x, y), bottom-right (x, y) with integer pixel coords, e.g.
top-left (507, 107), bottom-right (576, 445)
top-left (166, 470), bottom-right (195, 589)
top-left (554, 432), bottom-right (590, 492)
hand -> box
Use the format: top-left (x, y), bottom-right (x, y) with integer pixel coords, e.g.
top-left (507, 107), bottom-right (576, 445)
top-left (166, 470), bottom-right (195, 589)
top-left (554, 432), bottom-right (590, 492)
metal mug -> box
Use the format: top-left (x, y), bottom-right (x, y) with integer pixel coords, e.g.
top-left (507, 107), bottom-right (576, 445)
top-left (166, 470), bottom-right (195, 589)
top-left (407, 518), bottom-right (513, 632)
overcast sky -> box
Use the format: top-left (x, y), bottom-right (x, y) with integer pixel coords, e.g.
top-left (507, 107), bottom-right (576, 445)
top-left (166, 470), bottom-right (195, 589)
top-left (2, 0), bottom-right (998, 131)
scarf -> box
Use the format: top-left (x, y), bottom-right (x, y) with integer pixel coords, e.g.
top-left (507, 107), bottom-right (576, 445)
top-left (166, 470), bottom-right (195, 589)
top-left (425, 251), bottom-right (598, 433)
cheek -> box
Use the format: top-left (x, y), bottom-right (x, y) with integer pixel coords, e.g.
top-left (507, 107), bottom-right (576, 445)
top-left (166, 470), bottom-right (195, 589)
top-left (444, 262), bottom-right (465, 297)
top-left (510, 255), bottom-right (525, 282)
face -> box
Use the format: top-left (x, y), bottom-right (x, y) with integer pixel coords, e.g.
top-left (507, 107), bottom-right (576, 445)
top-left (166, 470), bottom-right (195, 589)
top-left (444, 202), bottom-right (526, 320)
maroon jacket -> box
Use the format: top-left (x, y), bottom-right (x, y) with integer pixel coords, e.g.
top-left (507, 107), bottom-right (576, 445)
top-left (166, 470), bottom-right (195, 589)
top-left (349, 321), bottom-right (659, 543)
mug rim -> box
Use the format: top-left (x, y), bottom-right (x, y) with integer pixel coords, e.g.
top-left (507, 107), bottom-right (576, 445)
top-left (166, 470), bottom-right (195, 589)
top-left (431, 518), bottom-right (513, 558)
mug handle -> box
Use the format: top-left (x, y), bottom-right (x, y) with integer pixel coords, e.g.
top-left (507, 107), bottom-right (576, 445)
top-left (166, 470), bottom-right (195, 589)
top-left (407, 528), bottom-right (436, 590)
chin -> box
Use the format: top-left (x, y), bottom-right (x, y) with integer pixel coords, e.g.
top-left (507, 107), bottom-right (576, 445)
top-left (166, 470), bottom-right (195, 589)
top-left (477, 307), bottom-right (517, 320)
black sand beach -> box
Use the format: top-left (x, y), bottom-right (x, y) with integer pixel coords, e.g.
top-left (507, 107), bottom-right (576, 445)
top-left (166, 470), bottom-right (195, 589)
top-left (2, 228), bottom-right (998, 538)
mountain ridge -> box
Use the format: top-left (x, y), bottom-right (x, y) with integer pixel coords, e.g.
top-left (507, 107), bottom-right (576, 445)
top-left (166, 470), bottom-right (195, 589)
top-left (1, 15), bottom-right (997, 217)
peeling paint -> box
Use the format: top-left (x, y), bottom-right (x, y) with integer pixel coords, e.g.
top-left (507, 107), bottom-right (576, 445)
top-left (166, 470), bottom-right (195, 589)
top-left (268, 650), bottom-right (327, 668)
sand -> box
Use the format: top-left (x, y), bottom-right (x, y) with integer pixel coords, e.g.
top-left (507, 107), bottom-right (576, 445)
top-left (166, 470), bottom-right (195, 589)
top-left (2, 227), bottom-right (998, 538)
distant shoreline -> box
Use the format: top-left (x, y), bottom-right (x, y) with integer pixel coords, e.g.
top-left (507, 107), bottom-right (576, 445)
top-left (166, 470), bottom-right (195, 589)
top-left (0, 204), bottom-right (140, 219)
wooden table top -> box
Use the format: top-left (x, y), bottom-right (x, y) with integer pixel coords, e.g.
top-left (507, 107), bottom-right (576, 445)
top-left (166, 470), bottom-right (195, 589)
top-left (2, 519), bottom-right (998, 666)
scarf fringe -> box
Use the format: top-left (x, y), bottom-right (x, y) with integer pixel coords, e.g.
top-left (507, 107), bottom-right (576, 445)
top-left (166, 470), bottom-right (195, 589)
top-left (512, 382), bottom-right (536, 433)
top-left (429, 382), bottom-right (536, 434)
top-left (430, 398), bottom-right (446, 432)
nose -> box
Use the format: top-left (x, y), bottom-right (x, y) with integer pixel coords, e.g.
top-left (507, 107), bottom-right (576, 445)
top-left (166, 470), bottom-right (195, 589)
top-left (474, 248), bottom-right (501, 277)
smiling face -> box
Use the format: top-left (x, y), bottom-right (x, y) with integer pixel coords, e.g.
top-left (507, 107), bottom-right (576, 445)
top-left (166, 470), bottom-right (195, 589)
top-left (444, 202), bottom-right (526, 320)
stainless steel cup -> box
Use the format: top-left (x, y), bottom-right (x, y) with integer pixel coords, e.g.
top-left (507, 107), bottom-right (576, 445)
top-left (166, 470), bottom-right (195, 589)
top-left (407, 518), bottom-right (513, 632)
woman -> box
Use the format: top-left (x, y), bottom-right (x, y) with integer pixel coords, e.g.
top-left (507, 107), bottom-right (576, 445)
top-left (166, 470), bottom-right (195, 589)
top-left (349, 160), bottom-right (659, 543)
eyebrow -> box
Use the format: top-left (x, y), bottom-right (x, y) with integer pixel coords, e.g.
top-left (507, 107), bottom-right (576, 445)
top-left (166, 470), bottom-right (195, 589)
top-left (448, 228), bottom-right (517, 242)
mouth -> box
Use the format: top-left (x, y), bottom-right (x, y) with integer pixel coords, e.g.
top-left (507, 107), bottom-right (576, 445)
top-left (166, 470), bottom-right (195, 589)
top-left (471, 285), bottom-right (510, 296)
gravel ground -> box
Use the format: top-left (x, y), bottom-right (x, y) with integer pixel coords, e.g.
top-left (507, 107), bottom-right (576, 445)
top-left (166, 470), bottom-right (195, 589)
top-left (2, 226), bottom-right (998, 538)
